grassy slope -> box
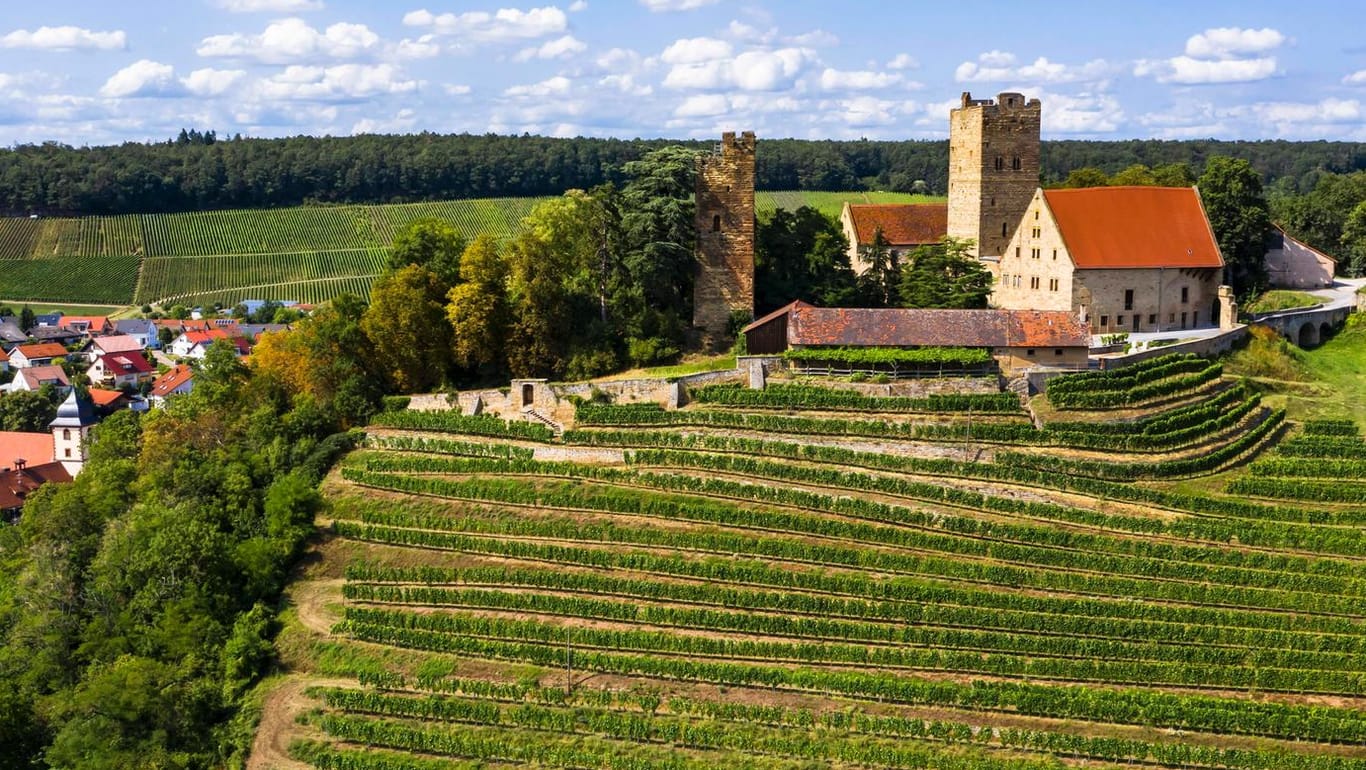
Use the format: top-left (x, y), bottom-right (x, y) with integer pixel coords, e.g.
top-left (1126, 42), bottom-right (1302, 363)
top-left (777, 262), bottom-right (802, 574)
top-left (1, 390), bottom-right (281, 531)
top-left (1224, 316), bottom-right (1366, 426)
top-left (1245, 289), bottom-right (1321, 315)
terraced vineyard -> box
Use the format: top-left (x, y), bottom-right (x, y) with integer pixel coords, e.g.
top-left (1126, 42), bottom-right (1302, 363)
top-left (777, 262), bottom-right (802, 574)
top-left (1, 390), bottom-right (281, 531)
top-left (0, 192), bottom-right (938, 306)
top-left (262, 353), bottom-right (1366, 770)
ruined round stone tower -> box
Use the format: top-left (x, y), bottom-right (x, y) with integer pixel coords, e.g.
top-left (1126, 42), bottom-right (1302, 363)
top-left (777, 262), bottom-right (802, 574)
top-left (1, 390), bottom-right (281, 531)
top-left (947, 92), bottom-right (1041, 260)
top-left (693, 130), bottom-right (755, 339)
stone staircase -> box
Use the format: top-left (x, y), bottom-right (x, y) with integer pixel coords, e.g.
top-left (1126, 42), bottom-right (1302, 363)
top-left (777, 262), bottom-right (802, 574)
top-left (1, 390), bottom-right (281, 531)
top-left (522, 407), bottom-right (564, 437)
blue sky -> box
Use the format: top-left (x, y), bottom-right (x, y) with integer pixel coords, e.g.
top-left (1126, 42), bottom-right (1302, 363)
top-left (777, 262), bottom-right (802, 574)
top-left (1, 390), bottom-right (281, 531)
top-left (0, 0), bottom-right (1364, 145)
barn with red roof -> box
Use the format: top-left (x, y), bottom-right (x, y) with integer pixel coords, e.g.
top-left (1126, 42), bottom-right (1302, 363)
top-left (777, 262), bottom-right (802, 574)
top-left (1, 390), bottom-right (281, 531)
top-left (990, 186), bottom-right (1226, 335)
top-left (839, 203), bottom-right (948, 275)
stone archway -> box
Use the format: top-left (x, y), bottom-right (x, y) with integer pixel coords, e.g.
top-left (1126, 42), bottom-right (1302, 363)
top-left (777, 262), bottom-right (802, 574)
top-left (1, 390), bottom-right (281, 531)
top-left (1321, 322), bottom-right (1334, 344)
top-left (1297, 322), bottom-right (1320, 348)
top-left (521, 383), bottom-right (535, 408)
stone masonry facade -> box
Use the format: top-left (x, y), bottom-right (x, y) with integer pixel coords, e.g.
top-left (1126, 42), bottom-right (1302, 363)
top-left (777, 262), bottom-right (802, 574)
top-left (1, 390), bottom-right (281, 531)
top-left (693, 131), bottom-right (756, 338)
top-left (947, 92), bottom-right (1041, 260)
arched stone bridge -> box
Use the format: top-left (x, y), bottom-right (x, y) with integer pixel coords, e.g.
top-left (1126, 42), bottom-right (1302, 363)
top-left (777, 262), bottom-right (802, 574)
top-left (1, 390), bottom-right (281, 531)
top-left (1253, 304), bottom-right (1353, 347)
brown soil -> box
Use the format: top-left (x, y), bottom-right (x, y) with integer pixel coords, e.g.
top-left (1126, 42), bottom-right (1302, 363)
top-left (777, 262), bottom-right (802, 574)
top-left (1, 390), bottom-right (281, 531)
top-left (247, 675), bottom-right (354, 770)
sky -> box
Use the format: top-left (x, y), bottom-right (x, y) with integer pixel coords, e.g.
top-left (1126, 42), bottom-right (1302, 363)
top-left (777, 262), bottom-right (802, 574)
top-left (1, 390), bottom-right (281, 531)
top-left (1, 0), bottom-right (1365, 146)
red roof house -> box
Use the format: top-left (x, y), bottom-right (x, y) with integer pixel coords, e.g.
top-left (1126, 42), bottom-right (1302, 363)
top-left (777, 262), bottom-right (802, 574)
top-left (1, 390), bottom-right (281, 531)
top-left (840, 203), bottom-right (949, 275)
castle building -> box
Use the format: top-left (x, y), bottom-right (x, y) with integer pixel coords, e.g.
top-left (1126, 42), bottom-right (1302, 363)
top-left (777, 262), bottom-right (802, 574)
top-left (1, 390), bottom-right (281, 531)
top-left (839, 202), bottom-right (947, 275)
top-left (991, 186), bottom-right (1225, 334)
top-left (693, 131), bottom-right (756, 339)
top-left (947, 92), bottom-right (1041, 260)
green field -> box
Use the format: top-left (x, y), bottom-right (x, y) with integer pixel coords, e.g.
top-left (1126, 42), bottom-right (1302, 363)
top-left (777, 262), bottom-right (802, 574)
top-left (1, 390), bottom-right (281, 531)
top-left (0, 191), bottom-right (940, 307)
top-left (263, 354), bottom-right (1366, 770)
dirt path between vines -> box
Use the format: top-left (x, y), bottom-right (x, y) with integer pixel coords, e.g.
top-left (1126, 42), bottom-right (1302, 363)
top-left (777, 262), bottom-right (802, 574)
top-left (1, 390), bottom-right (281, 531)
top-left (247, 674), bottom-right (355, 770)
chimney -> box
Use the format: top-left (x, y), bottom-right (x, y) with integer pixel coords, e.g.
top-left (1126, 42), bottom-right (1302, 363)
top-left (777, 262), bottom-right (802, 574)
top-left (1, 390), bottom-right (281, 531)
top-left (14, 458), bottom-right (26, 471)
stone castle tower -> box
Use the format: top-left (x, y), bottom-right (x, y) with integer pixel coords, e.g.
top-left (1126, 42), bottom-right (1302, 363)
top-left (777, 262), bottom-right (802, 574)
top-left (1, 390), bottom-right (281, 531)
top-left (693, 131), bottom-right (755, 338)
top-left (947, 92), bottom-right (1041, 260)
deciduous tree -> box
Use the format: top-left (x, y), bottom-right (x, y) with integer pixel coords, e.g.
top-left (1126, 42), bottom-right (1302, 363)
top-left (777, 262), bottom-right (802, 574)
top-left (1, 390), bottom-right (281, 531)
top-left (361, 265), bottom-right (453, 393)
top-left (1199, 156), bottom-right (1271, 295)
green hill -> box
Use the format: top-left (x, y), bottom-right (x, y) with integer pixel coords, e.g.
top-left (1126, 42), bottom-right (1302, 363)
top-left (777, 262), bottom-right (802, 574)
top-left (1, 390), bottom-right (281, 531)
top-left (0, 192), bottom-right (939, 308)
top-left (258, 355), bottom-right (1366, 770)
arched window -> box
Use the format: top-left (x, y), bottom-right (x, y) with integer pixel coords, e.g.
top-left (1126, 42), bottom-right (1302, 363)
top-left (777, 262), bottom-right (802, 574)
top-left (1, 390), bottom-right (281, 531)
top-left (62, 429), bottom-right (70, 441)
top-left (1012, 156), bottom-right (1021, 170)
top-left (1001, 222), bottom-right (1008, 237)
top-left (711, 214), bottom-right (721, 232)
top-left (994, 156), bottom-right (1004, 171)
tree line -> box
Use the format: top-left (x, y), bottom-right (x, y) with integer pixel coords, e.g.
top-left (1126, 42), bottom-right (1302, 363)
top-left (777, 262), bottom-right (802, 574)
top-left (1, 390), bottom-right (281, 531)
top-left (2, 130), bottom-right (1363, 215)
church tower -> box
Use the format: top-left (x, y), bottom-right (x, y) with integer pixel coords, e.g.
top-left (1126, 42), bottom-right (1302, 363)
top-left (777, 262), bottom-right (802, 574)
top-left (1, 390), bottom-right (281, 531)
top-left (50, 389), bottom-right (96, 476)
top-left (693, 131), bottom-right (755, 340)
top-left (947, 92), bottom-right (1041, 260)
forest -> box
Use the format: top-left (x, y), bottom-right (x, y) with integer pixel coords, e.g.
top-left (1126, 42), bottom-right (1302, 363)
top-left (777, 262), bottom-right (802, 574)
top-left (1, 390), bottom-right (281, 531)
top-left (0, 129), bottom-right (1363, 215)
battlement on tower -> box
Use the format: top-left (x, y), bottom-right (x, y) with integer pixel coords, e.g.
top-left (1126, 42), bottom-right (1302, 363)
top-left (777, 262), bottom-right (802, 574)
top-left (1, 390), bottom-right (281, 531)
top-left (693, 131), bottom-right (756, 340)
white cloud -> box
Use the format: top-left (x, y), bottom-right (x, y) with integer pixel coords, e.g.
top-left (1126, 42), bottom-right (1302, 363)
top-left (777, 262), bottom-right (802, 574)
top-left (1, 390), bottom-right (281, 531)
top-left (1254, 98), bottom-right (1362, 125)
top-left (1184, 27), bottom-right (1285, 58)
top-left (731, 49), bottom-right (811, 90)
top-left (1135, 26), bottom-right (1285, 85)
top-left (955, 51), bottom-right (1110, 84)
top-left (1, 26), bottom-right (126, 51)
top-left (660, 36), bottom-right (732, 64)
top-left (786, 29), bottom-right (838, 47)
top-left (395, 35), bottom-right (440, 59)
top-left (640, 0), bottom-right (719, 10)
top-left (1135, 55), bottom-right (1277, 84)
top-left (600, 73), bottom-right (651, 96)
top-left (837, 96), bottom-right (899, 127)
top-left (214, 0), bottom-right (324, 11)
top-left (819, 68), bottom-right (901, 90)
top-left (197, 18), bottom-right (380, 63)
top-left (353, 108), bottom-right (417, 134)
top-left (887, 53), bottom-right (918, 70)
top-left (403, 7), bottom-right (567, 42)
top-left (504, 75), bottom-right (572, 97)
top-left (514, 34), bottom-right (586, 61)
top-left (675, 93), bottom-right (728, 117)
top-left (181, 67), bottom-right (247, 96)
top-left (1038, 90), bottom-right (1124, 133)
top-left (1343, 70), bottom-right (1366, 85)
top-left (443, 83), bottom-right (472, 95)
top-left (569, 0), bottom-right (588, 10)
top-left (100, 60), bottom-right (181, 98)
top-left (258, 63), bottom-right (420, 101)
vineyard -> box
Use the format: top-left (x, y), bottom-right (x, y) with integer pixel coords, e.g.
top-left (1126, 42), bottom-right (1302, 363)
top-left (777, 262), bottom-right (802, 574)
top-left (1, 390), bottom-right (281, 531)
top-left (261, 353), bottom-right (1366, 770)
top-left (0, 191), bottom-right (937, 307)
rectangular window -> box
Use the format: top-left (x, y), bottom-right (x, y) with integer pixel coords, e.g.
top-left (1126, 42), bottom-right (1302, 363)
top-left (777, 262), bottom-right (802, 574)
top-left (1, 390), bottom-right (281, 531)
top-left (1055, 348), bottom-right (1064, 356)
top-left (1033, 248), bottom-right (1041, 259)
top-left (1026, 349), bottom-right (1035, 356)
top-left (1181, 311), bottom-right (1188, 328)
top-left (1124, 289), bottom-right (1134, 310)
top-left (1034, 210), bottom-right (1040, 220)
top-left (1016, 247), bottom-right (1020, 259)
top-left (1048, 278), bottom-right (1059, 291)
top-left (1099, 315), bottom-right (1109, 327)
top-left (1030, 276), bottom-right (1040, 289)
top-left (1193, 311), bottom-right (1198, 326)
top-left (1032, 228), bottom-right (1041, 239)
top-left (1169, 313), bottom-right (1176, 323)
top-left (1052, 249), bottom-right (1057, 260)
top-left (1117, 315), bottom-right (1125, 326)
top-left (1181, 286), bottom-right (1189, 304)
top-left (1148, 314), bottom-right (1156, 324)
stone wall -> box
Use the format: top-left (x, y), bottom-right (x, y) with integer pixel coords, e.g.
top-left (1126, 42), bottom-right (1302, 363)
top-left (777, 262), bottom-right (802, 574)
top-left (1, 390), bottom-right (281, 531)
top-left (778, 375), bottom-right (1001, 396)
top-left (947, 92), bottom-right (1041, 260)
top-left (1077, 267), bottom-right (1222, 334)
top-left (1095, 326), bottom-right (1248, 369)
top-left (693, 131), bottom-right (756, 337)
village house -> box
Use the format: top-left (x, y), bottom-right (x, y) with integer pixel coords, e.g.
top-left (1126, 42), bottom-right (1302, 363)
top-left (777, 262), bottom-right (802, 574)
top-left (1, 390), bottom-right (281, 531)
top-left (27, 326), bottom-right (83, 346)
top-left (0, 319), bottom-right (27, 347)
top-left (149, 364), bottom-right (194, 406)
top-left (839, 203), bottom-right (948, 275)
top-left (114, 318), bottom-right (160, 349)
top-left (0, 390), bottom-right (98, 518)
top-left (57, 316), bottom-right (112, 336)
top-left (9, 342), bottom-right (69, 369)
top-left (87, 351), bottom-right (155, 388)
top-left (170, 329), bottom-right (250, 359)
top-left (1264, 226), bottom-right (1336, 290)
top-left (4, 365), bottom-right (71, 395)
top-left (742, 300), bottom-right (1089, 373)
top-left (91, 334), bottom-right (145, 357)
top-left (990, 186), bottom-right (1225, 334)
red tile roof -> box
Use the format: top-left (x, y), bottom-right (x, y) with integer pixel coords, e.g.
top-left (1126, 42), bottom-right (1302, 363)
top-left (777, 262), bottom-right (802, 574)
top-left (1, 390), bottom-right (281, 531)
top-left (183, 329), bottom-right (229, 344)
top-left (0, 431), bottom-right (53, 466)
top-left (846, 204), bottom-right (948, 247)
top-left (14, 343), bottom-right (68, 360)
top-left (1043, 186), bottom-right (1224, 270)
top-left (748, 300), bottom-right (1088, 348)
top-left (92, 335), bottom-right (144, 354)
top-left (100, 352), bottom-right (154, 375)
top-left (0, 460), bottom-right (70, 511)
top-left (151, 364), bottom-right (194, 397)
top-left (17, 366), bottom-right (70, 390)
top-left (87, 388), bottom-right (127, 407)
top-left (58, 316), bottom-right (110, 331)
